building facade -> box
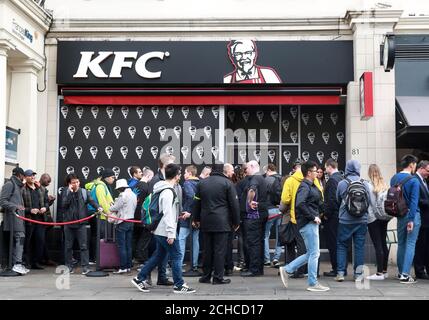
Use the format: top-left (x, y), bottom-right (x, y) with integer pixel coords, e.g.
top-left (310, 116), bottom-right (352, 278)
top-left (2, 0), bottom-right (429, 261)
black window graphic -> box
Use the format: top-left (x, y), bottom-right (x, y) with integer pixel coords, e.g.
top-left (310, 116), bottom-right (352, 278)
top-left (58, 102), bottom-right (220, 185)
top-left (226, 105), bottom-right (345, 175)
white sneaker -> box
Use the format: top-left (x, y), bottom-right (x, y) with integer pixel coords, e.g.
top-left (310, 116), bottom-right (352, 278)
top-left (280, 267), bottom-right (290, 288)
top-left (307, 283), bottom-right (330, 292)
top-left (113, 268), bottom-right (129, 274)
top-left (383, 272), bottom-right (389, 279)
top-left (12, 264), bottom-right (27, 275)
top-left (366, 273), bottom-right (385, 281)
top-left (400, 275), bottom-right (417, 284)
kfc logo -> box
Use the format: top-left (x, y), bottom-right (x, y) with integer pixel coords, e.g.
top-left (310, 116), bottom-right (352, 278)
top-left (73, 51), bottom-right (170, 79)
top-left (224, 40), bottom-right (281, 84)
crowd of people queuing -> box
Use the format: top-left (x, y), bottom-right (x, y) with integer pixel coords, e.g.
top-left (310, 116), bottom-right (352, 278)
top-left (0, 152), bottom-right (427, 294)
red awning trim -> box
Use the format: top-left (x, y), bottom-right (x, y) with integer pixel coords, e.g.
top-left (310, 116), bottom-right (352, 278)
top-left (64, 95), bottom-right (341, 105)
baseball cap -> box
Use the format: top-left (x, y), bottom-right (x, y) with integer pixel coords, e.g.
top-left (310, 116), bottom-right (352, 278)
top-left (24, 169), bottom-right (37, 177)
top-left (101, 168), bottom-right (115, 179)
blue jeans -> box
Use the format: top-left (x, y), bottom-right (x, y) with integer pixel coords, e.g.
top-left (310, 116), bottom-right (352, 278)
top-left (397, 212), bottom-right (421, 276)
top-left (284, 223), bottom-right (320, 286)
top-left (264, 216), bottom-right (282, 262)
top-left (178, 227), bottom-right (200, 268)
top-left (336, 223), bottom-right (367, 276)
top-left (115, 222), bottom-right (133, 269)
top-left (137, 235), bottom-right (183, 287)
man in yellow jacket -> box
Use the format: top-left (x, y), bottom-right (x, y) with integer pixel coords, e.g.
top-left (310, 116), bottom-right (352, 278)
top-left (85, 168), bottom-right (115, 262)
top-left (280, 166), bottom-right (323, 277)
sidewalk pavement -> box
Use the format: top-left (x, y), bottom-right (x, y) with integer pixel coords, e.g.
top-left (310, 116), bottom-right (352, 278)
top-left (0, 262), bottom-right (428, 300)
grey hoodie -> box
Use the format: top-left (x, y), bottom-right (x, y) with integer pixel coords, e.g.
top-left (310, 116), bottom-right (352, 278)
top-left (153, 180), bottom-right (180, 239)
top-left (336, 160), bottom-right (372, 224)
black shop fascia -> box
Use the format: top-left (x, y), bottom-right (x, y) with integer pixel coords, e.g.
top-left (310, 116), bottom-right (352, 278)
top-left (56, 40), bottom-right (353, 183)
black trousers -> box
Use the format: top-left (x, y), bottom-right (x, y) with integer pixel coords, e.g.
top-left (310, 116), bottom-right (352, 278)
top-left (64, 225), bottom-right (89, 268)
top-left (243, 219), bottom-right (264, 275)
top-left (414, 226), bottom-right (429, 276)
top-left (285, 224), bottom-right (307, 275)
top-left (201, 232), bottom-right (229, 281)
top-left (224, 231), bottom-right (234, 270)
top-left (237, 221), bottom-right (246, 265)
top-left (132, 226), bottom-right (153, 264)
top-left (368, 219), bottom-right (389, 274)
top-left (24, 223), bottom-right (46, 266)
top-left (323, 215), bottom-right (339, 272)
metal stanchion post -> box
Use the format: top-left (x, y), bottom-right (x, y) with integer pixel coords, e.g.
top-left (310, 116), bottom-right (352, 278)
top-left (86, 213), bottom-right (108, 277)
top-left (0, 212), bottom-right (20, 277)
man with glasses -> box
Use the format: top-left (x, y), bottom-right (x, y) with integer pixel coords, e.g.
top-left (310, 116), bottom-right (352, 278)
top-left (280, 161), bottom-right (329, 292)
top-left (224, 40), bottom-right (282, 84)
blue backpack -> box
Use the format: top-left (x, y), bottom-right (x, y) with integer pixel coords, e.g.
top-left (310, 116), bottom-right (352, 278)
top-left (86, 182), bottom-right (109, 212)
top-left (141, 187), bottom-right (176, 231)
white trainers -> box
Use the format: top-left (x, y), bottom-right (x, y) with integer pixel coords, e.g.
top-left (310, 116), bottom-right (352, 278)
top-left (383, 272), bottom-right (389, 279)
top-left (307, 283), bottom-right (330, 292)
top-left (173, 283), bottom-right (196, 294)
top-left (399, 275), bottom-right (417, 284)
top-left (12, 264), bottom-right (28, 275)
top-left (366, 273), bottom-right (385, 281)
top-left (113, 268), bottom-right (129, 274)
top-left (280, 267), bottom-right (290, 288)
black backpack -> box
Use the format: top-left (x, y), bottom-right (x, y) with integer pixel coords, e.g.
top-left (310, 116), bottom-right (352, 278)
top-left (384, 175), bottom-right (415, 218)
top-left (344, 178), bottom-right (369, 218)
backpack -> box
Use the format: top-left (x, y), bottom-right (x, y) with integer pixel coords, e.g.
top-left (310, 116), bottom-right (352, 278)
top-left (384, 175), bottom-right (415, 218)
top-left (344, 178), bottom-right (369, 218)
top-left (141, 187), bottom-right (177, 231)
top-left (266, 174), bottom-right (282, 206)
top-left (86, 182), bottom-right (109, 212)
top-left (374, 189), bottom-right (392, 221)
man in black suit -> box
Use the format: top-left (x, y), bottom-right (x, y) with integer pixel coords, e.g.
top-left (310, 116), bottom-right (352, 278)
top-left (414, 160), bottom-right (429, 279)
top-left (193, 163), bottom-right (240, 284)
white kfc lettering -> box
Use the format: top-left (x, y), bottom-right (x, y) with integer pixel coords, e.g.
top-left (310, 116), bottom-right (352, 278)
top-left (73, 51), bottom-right (169, 79)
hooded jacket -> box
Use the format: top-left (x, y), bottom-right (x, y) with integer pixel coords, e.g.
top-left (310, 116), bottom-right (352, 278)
top-left (109, 188), bottom-right (137, 224)
top-left (280, 170), bottom-right (323, 224)
top-left (153, 180), bottom-right (180, 239)
top-left (0, 176), bottom-right (25, 232)
top-left (85, 178), bottom-right (114, 220)
top-left (336, 160), bottom-right (372, 224)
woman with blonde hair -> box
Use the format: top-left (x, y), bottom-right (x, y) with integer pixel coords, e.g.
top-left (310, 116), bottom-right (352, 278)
top-left (366, 164), bottom-right (392, 280)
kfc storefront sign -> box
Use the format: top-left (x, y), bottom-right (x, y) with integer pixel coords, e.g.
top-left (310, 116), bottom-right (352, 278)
top-left (359, 72), bottom-right (374, 120)
top-left (73, 51), bottom-right (170, 79)
top-left (57, 40), bottom-right (354, 86)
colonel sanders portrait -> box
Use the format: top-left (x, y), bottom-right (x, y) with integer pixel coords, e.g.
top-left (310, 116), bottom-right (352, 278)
top-left (223, 40), bottom-right (282, 84)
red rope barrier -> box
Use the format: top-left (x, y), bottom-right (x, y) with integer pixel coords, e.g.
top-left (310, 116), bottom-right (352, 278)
top-left (267, 213), bottom-right (282, 221)
top-left (102, 212), bottom-right (142, 224)
top-left (14, 213), bottom-right (96, 226)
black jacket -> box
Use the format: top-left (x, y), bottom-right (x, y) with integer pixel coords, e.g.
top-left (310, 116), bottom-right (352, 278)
top-left (417, 174), bottom-right (429, 227)
top-left (192, 172), bottom-right (240, 232)
top-left (295, 179), bottom-right (323, 230)
top-left (149, 169), bottom-right (164, 193)
top-left (61, 188), bottom-right (99, 226)
top-left (265, 173), bottom-right (282, 208)
top-left (323, 171), bottom-right (343, 219)
top-left (133, 181), bottom-right (150, 221)
top-left (236, 176), bottom-right (250, 216)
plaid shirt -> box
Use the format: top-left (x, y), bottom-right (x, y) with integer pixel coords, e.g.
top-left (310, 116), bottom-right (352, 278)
top-left (22, 184), bottom-right (49, 220)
